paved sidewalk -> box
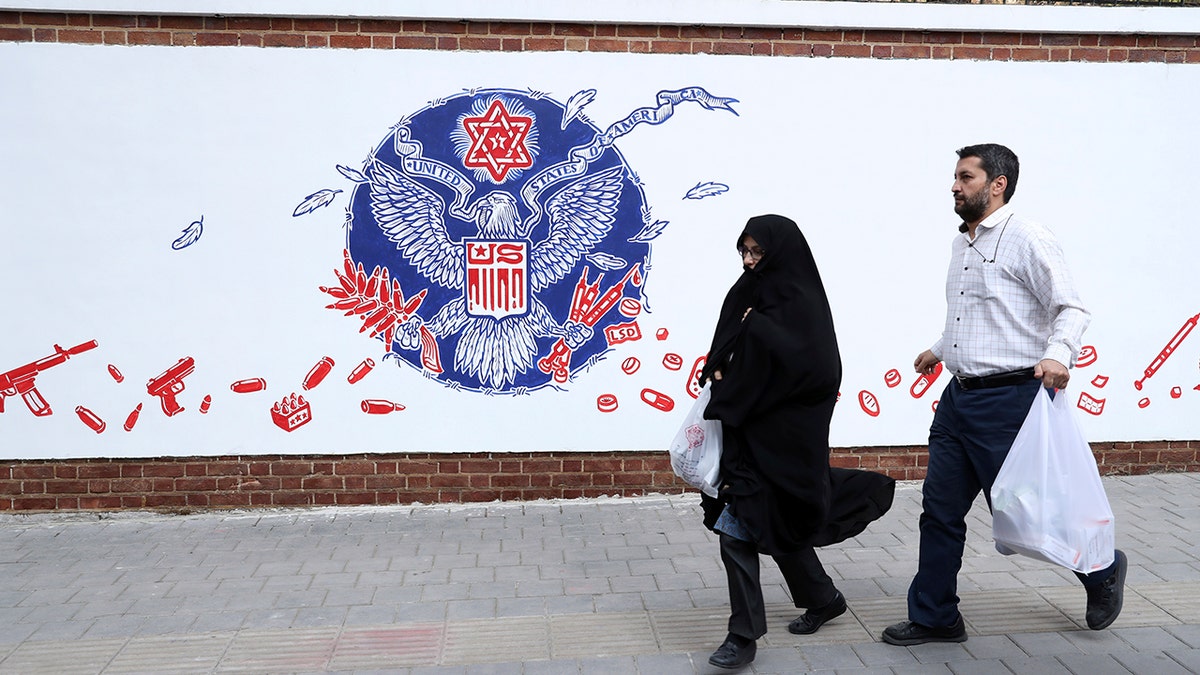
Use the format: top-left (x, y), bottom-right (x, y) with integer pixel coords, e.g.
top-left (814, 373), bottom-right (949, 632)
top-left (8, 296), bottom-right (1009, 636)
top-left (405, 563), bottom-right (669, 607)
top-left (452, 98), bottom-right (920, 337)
top-left (1, 473), bottom-right (1199, 674)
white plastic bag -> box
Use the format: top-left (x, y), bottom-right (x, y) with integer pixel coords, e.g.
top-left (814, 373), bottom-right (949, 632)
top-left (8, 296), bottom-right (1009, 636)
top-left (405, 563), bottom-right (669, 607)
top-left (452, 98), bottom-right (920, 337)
top-left (668, 384), bottom-right (722, 498)
top-left (991, 386), bottom-right (1115, 574)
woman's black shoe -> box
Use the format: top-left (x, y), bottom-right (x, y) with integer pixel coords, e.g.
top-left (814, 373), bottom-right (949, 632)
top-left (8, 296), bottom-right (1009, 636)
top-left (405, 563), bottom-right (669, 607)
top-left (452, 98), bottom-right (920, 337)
top-left (708, 633), bottom-right (756, 669)
top-left (788, 590), bottom-right (847, 634)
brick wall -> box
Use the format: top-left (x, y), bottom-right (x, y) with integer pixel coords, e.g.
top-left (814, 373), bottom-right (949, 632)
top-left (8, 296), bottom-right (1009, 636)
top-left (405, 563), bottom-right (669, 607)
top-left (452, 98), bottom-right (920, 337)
top-left (2, 442), bottom-right (1196, 511)
top-left (1, 12), bottom-right (1198, 62)
top-left (2, 10), bottom-right (1197, 510)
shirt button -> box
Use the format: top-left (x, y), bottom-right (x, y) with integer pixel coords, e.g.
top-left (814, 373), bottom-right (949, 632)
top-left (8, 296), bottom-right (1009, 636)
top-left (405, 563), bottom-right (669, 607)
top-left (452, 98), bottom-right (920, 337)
top-left (956, 317), bottom-right (960, 321)
top-left (960, 291), bottom-right (964, 295)
top-left (964, 267), bottom-right (969, 270)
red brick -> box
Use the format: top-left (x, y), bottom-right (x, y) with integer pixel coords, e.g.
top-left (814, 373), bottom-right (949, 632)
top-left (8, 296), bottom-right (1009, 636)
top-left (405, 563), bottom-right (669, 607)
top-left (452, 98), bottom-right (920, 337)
top-left (335, 492), bottom-right (376, 505)
top-left (22, 12), bottom-right (68, 25)
top-left (1012, 48), bottom-right (1050, 61)
top-left (93, 14), bottom-right (136, 27)
top-left (144, 464), bottom-right (186, 478)
top-left (589, 38), bottom-right (628, 52)
top-left (329, 34), bottom-right (370, 49)
top-left (805, 29), bottom-right (843, 42)
top-left (161, 16), bottom-right (204, 30)
top-left (369, 35), bottom-right (395, 49)
top-left (595, 24), bottom-right (617, 37)
top-left (336, 460), bottom-right (376, 475)
top-left (45, 480), bottom-right (88, 494)
top-left (13, 497), bottom-right (56, 510)
top-left (175, 477), bottom-right (217, 492)
top-left (1041, 34), bottom-right (1081, 47)
top-left (712, 41), bottom-right (753, 56)
top-left (1099, 34), bottom-right (1137, 47)
top-left (425, 20), bottom-right (468, 35)
top-left (553, 23), bottom-right (594, 37)
top-left (832, 44), bottom-right (872, 58)
top-left (365, 475), bottom-right (407, 489)
top-left (526, 37), bottom-right (565, 51)
top-left (773, 42), bottom-right (813, 57)
top-left (79, 496), bottom-right (123, 509)
top-left (302, 476), bottom-right (343, 490)
top-left (893, 45), bottom-right (931, 59)
top-left (305, 34), bottom-right (328, 48)
top-left (32, 27), bottom-right (54, 41)
top-left (111, 478), bottom-right (153, 493)
top-left (0, 25), bottom-right (33, 39)
top-left (210, 493), bottom-right (251, 507)
top-left (431, 474), bottom-right (471, 488)
top-left (128, 31), bottom-right (171, 45)
top-left (13, 465), bottom-right (53, 480)
top-left (985, 32), bottom-right (1021, 45)
top-left (290, 17), bottom-right (334, 31)
top-left (924, 31), bottom-right (964, 45)
top-left (238, 32), bottom-right (263, 47)
top-left (619, 24), bottom-right (657, 38)
top-left (271, 461), bottom-right (313, 476)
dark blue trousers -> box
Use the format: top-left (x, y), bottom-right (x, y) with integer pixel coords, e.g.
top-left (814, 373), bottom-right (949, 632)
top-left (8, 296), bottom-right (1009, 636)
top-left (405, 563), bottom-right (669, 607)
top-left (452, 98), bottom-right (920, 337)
top-left (907, 378), bottom-right (1113, 628)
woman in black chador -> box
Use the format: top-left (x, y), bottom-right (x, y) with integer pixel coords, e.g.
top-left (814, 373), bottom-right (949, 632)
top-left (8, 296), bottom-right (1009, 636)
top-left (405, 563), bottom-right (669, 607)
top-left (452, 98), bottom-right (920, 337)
top-left (699, 214), bottom-right (895, 670)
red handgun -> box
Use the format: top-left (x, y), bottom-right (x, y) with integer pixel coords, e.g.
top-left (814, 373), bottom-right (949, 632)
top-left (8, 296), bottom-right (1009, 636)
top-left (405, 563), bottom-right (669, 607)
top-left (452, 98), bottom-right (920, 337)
top-left (147, 357), bottom-right (195, 417)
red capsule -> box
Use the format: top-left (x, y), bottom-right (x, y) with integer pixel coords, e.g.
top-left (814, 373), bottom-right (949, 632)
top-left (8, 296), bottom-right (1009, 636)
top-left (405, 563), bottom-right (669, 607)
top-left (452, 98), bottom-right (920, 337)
top-left (640, 388), bottom-right (674, 412)
top-left (302, 356), bottom-right (335, 391)
top-left (75, 406), bottom-right (106, 433)
top-left (231, 378), bottom-right (266, 393)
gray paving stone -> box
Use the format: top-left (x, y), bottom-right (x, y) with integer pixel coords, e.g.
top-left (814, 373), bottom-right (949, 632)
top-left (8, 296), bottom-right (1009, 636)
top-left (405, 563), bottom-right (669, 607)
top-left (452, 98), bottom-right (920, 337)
top-left (1111, 651), bottom-right (1194, 674)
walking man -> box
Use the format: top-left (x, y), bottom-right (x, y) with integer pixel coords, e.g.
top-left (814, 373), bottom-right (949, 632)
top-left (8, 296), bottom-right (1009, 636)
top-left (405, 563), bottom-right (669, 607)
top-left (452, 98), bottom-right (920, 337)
top-left (882, 143), bottom-right (1127, 646)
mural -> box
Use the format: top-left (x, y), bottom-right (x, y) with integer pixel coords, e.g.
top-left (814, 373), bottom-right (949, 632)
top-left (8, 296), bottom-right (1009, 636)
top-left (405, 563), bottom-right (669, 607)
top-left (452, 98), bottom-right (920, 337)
top-left (304, 87), bottom-right (737, 395)
top-left (1, 43), bottom-right (1198, 457)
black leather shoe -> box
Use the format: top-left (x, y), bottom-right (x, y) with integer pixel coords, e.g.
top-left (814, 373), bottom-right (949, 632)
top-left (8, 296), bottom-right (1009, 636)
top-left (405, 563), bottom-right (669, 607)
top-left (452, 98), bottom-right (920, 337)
top-left (1086, 549), bottom-right (1127, 630)
top-left (881, 615), bottom-right (967, 646)
top-left (788, 590), bottom-right (847, 634)
top-left (708, 633), bottom-right (756, 670)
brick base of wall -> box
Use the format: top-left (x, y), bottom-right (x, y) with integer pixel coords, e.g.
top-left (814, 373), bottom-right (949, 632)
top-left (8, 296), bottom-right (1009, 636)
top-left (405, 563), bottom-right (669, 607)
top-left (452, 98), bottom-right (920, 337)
top-left (3, 441), bottom-right (1196, 511)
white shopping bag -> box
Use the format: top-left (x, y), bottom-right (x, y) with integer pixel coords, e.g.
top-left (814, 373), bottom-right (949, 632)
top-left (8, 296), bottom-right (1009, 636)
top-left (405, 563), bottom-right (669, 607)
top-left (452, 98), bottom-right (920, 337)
top-left (991, 386), bottom-right (1115, 574)
top-left (668, 384), bottom-right (722, 498)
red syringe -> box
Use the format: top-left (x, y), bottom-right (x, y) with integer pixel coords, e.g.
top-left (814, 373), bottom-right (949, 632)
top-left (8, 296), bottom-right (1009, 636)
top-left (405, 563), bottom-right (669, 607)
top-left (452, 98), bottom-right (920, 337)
top-left (1134, 312), bottom-right (1200, 390)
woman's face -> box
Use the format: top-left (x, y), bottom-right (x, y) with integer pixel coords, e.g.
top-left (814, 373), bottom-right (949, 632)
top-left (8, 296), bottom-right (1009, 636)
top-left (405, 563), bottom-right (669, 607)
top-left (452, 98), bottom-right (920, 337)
top-left (738, 235), bottom-right (765, 270)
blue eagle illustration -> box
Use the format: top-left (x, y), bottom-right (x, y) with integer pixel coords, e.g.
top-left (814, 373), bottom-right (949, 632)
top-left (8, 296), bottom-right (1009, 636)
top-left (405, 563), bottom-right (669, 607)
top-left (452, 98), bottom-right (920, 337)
top-left (365, 160), bottom-right (625, 389)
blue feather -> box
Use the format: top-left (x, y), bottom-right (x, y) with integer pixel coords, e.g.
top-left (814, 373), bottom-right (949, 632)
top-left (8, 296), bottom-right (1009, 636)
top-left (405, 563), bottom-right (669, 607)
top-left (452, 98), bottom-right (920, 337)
top-left (292, 189), bottom-right (343, 217)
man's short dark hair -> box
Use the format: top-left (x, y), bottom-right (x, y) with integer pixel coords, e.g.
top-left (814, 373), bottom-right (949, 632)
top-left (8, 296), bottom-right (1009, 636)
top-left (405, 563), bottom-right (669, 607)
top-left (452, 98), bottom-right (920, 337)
top-left (957, 143), bottom-right (1019, 203)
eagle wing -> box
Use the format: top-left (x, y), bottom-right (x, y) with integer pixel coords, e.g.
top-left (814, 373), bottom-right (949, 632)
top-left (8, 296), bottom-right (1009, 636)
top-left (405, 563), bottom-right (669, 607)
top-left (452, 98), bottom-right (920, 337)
top-left (528, 165), bottom-right (625, 292)
top-left (367, 160), bottom-right (465, 290)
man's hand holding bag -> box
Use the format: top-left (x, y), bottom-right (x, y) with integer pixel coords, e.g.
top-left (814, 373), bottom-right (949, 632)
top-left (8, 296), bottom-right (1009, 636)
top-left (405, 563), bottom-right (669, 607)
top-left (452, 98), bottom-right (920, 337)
top-left (991, 386), bottom-right (1115, 574)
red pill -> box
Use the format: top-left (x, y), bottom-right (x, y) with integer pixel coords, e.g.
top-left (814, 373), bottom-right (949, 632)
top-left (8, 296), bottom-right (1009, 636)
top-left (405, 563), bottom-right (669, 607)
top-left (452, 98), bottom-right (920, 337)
top-left (621, 357), bottom-right (640, 375)
top-left (640, 388), bottom-right (675, 412)
top-left (662, 353), bottom-right (683, 371)
top-left (596, 394), bottom-right (619, 413)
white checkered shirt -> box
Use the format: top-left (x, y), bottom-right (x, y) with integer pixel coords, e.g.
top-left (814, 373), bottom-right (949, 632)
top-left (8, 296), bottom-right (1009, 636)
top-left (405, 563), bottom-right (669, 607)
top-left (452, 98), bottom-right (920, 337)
top-left (931, 203), bottom-right (1091, 378)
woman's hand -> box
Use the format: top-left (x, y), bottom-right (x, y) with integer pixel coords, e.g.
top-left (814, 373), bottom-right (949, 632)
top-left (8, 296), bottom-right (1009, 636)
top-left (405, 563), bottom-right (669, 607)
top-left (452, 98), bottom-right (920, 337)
top-left (712, 370), bottom-right (723, 381)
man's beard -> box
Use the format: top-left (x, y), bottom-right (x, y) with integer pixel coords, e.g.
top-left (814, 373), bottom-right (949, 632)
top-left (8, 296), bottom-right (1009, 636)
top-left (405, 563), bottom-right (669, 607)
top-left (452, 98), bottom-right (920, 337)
top-left (954, 188), bottom-right (990, 224)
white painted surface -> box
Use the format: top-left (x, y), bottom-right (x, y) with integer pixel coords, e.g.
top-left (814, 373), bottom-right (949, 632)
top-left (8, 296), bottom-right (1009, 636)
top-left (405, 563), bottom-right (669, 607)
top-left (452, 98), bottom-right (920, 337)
top-left (1, 41), bottom-right (1197, 458)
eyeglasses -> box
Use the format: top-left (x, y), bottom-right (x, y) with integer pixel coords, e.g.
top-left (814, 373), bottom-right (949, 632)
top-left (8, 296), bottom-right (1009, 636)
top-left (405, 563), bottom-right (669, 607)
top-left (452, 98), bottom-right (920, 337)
top-left (738, 246), bottom-right (765, 260)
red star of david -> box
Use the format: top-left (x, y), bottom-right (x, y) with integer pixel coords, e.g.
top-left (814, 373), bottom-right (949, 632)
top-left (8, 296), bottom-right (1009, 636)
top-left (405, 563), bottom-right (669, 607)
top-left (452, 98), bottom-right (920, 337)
top-left (461, 100), bottom-right (534, 182)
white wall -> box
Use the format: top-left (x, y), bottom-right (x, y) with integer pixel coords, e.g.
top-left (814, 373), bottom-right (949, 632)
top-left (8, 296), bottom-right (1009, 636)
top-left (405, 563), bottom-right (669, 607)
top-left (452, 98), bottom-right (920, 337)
top-left (1, 41), bottom-right (1198, 458)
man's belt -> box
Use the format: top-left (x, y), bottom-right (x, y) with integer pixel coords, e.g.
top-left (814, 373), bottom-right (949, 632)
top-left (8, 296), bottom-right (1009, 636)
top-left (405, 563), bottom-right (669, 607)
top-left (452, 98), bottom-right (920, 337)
top-left (955, 367), bottom-right (1037, 391)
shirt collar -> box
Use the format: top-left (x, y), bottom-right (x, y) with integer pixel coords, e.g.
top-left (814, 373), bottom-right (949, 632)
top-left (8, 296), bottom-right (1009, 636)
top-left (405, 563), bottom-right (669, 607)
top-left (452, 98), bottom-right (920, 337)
top-left (976, 202), bottom-right (1013, 231)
